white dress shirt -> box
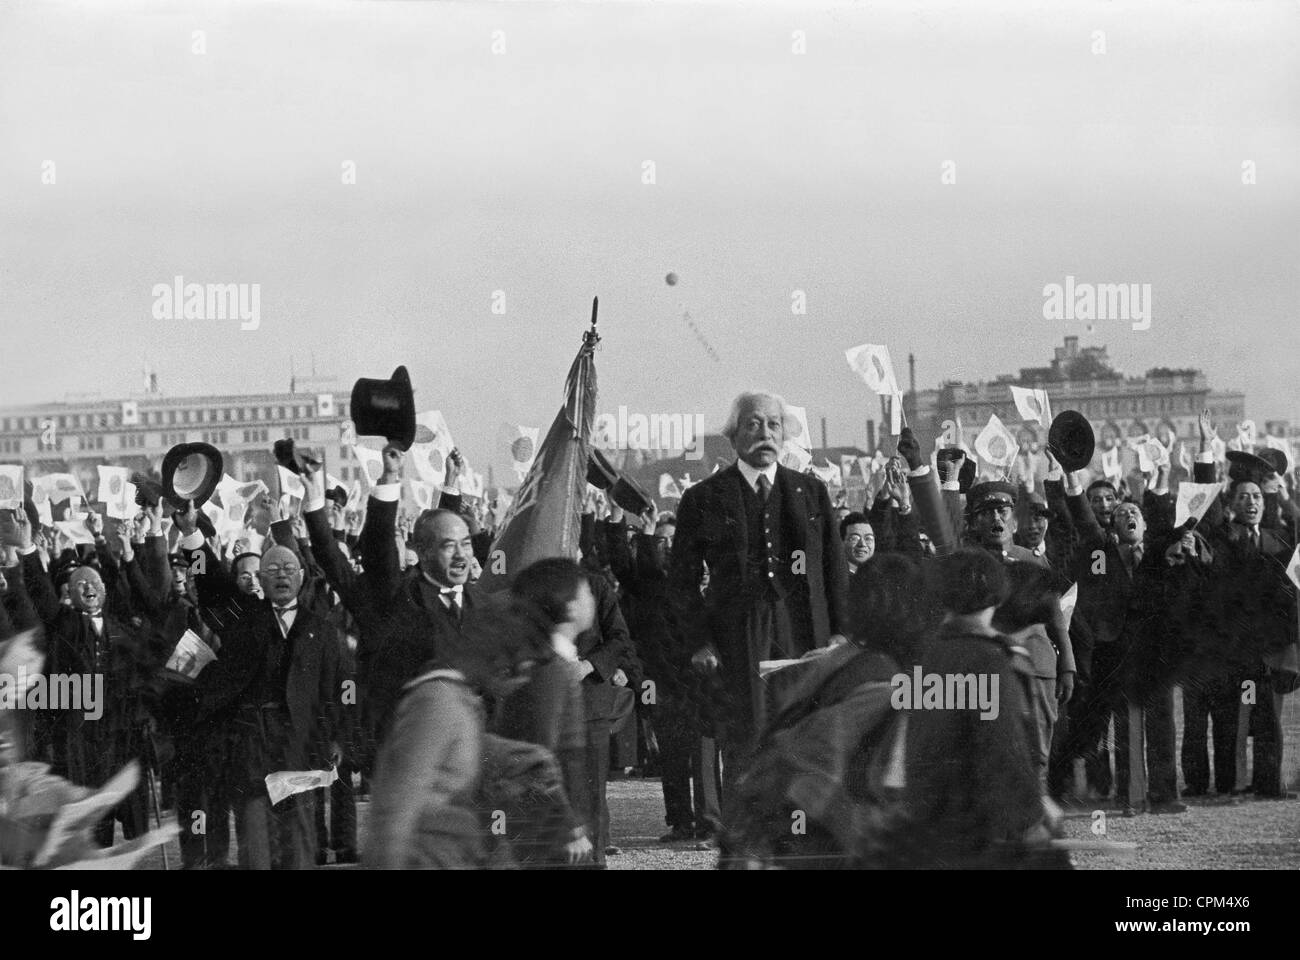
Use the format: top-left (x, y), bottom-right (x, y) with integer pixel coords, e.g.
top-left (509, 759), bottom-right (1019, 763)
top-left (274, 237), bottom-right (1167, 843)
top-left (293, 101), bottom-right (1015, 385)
top-left (736, 459), bottom-right (778, 494)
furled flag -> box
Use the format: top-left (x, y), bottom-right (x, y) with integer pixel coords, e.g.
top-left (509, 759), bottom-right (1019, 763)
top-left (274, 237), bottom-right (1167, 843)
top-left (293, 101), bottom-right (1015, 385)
top-left (784, 404), bottom-right (813, 452)
top-left (1175, 481), bottom-right (1222, 529)
top-left (478, 315), bottom-right (600, 593)
top-left (974, 414), bottom-right (1019, 468)
top-left (97, 465), bottom-right (133, 520)
top-left (659, 474), bottom-right (683, 499)
top-left (510, 425), bottom-right (541, 481)
top-left (1009, 386), bottom-right (1052, 426)
top-left (36, 473), bottom-right (86, 505)
top-left (0, 464), bottom-right (24, 510)
top-left (844, 343), bottom-right (900, 396)
top-left (412, 410), bottom-right (456, 488)
top-left (346, 480), bottom-right (364, 511)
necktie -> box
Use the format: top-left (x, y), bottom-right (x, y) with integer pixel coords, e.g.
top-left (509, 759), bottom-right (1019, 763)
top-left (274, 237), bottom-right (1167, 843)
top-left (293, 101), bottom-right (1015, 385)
top-left (1249, 528), bottom-right (1260, 554)
top-left (441, 589), bottom-right (462, 621)
top-left (274, 604), bottom-right (296, 637)
top-left (756, 474), bottom-right (771, 504)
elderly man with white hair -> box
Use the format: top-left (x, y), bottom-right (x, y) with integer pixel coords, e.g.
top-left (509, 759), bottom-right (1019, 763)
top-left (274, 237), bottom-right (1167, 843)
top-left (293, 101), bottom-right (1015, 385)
top-left (668, 390), bottom-right (848, 813)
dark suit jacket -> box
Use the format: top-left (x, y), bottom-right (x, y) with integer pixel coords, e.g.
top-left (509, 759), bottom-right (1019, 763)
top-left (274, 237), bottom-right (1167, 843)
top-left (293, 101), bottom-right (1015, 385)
top-left (303, 495), bottom-right (480, 746)
top-left (669, 463), bottom-right (847, 731)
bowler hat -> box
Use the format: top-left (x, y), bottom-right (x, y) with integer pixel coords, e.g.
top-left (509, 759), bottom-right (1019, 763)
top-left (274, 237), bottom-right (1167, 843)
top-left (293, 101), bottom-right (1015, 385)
top-left (1047, 411), bottom-right (1095, 473)
top-left (161, 442), bottom-right (223, 508)
top-left (1226, 449), bottom-right (1273, 485)
top-left (350, 366), bottom-right (416, 451)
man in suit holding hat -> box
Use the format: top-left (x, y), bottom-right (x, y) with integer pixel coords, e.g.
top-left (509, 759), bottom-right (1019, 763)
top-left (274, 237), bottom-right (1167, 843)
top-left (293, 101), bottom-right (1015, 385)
top-left (669, 391), bottom-right (848, 802)
top-left (172, 504), bottom-right (342, 869)
top-left (1185, 410), bottom-right (1296, 797)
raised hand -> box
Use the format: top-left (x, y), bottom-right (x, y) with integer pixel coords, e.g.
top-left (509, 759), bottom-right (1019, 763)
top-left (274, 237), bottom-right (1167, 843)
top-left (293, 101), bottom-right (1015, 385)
top-left (380, 444), bottom-right (405, 485)
top-left (896, 428), bottom-right (923, 472)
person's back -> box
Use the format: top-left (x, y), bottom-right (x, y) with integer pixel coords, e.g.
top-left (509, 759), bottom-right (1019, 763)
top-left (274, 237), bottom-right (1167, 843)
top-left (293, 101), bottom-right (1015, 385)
top-left (365, 670), bottom-right (486, 869)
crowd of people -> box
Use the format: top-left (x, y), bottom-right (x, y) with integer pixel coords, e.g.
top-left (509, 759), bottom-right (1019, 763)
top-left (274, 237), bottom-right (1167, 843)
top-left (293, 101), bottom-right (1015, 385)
top-left (0, 390), bottom-right (1296, 869)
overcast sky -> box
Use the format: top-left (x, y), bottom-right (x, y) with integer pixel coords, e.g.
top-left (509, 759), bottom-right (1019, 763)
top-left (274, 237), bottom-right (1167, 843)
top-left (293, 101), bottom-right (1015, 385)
top-left (2, 0), bottom-right (1297, 476)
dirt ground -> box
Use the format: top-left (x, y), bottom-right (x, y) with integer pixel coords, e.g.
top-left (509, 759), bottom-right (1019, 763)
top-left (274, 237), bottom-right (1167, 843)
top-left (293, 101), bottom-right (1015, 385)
top-left (132, 688), bottom-right (1297, 870)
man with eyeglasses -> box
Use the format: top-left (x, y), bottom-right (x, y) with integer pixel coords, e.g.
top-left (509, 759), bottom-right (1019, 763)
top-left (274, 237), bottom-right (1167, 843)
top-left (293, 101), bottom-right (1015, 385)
top-left (171, 505), bottom-right (341, 869)
top-left (839, 513), bottom-right (876, 576)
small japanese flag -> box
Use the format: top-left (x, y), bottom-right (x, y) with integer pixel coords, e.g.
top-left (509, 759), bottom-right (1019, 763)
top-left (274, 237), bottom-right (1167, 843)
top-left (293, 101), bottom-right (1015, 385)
top-left (783, 404), bottom-right (812, 450)
top-left (412, 410), bottom-right (456, 488)
top-left (510, 426), bottom-right (541, 480)
top-left (0, 464), bottom-right (24, 510)
top-left (779, 441), bottom-right (813, 472)
top-left (1287, 545), bottom-right (1300, 590)
top-left (974, 414), bottom-right (1019, 468)
top-left (845, 343), bottom-right (900, 396)
top-left (659, 474), bottom-right (682, 499)
top-left (1175, 481), bottom-right (1222, 529)
top-left (277, 466), bottom-right (305, 501)
top-left (1010, 386), bottom-right (1052, 426)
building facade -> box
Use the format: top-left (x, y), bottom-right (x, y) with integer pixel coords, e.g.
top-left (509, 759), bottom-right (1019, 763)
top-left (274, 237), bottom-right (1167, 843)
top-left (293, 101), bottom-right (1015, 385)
top-left (0, 384), bottom-right (359, 498)
top-left (908, 337), bottom-right (1246, 463)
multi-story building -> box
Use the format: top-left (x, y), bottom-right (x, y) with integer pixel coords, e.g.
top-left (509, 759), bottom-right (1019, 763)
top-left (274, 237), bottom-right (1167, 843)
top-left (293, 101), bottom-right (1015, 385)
top-left (0, 380), bottom-right (360, 498)
top-left (908, 337), bottom-right (1246, 466)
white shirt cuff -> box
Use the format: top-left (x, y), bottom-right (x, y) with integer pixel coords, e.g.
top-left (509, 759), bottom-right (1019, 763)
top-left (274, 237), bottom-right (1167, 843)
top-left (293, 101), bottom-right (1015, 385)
top-left (371, 483), bottom-right (401, 503)
top-left (18, 545), bottom-right (37, 556)
top-left (940, 480), bottom-right (960, 491)
top-left (179, 531), bottom-right (205, 550)
top-left (908, 465), bottom-right (931, 478)
top-left (1196, 452), bottom-right (1213, 464)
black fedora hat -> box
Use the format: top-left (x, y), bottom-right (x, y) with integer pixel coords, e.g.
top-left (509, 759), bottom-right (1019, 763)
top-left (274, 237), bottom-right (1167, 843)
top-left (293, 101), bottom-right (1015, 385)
top-left (1256, 447), bottom-right (1288, 478)
top-left (161, 442), bottom-right (223, 508)
top-left (1047, 411), bottom-right (1095, 473)
top-left (273, 438), bottom-right (324, 476)
top-left (131, 473), bottom-right (164, 509)
top-left (1226, 449), bottom-right (1274, 484)
top-left (351, 366), bottom-right (416, 451)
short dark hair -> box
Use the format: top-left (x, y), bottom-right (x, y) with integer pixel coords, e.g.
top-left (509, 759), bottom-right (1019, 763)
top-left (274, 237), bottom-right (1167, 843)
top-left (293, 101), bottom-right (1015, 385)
top-left (927, 548), bottom-right (1009, 615)
top-left (1228, 477), bottom-right (1262, 497)
top-left (839, 512), bottom-right (871, 539)
top-left (847, 553), bottom-right (928, 662)
top-left (412, 508), bottom-right (464, 552)
top-left (1086, 479), bottom-right (1118, 498)
top-left (509, 557), bottom-right (588, 629)
top-left (232, 552), bottom-right (260, 572)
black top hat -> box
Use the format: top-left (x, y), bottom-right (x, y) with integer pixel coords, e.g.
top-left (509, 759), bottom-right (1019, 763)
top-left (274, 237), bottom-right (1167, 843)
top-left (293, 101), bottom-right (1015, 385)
top-left (1047, 411), bottom-right (1095, 473)
top-left (1226, 449), bottom-right (1274, 484)
top-left (161, 442), bottom-right (223, 508)
top-left (273, 438), bottom-right (323, 476)
top-left (351, 366), bottom-right (416, 451)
